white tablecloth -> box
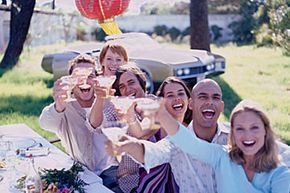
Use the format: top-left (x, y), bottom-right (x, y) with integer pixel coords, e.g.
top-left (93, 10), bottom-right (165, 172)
top-left (0, 123), bottom-right (113, 193)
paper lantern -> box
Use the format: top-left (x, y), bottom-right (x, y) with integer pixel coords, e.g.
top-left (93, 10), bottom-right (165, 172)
top-left (75, 0), bottom-right (130, 35)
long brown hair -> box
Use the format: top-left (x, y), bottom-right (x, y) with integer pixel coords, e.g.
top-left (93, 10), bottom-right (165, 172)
top-left (228, 99), bottom-right (280, 172)
top-left (156, 76), bottom-right (192, 126)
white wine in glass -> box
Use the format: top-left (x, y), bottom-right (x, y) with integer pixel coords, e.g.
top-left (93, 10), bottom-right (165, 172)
top-left (60, 75), bottom-right (78, 102)
top-left (95, 75), bottom-right (116, 97)
top-left (101, 121), bottom-right (128, 162)
top-left (110, 96), bottom-right (135, 122)
top-left (136, 97), bottom-right (161, 130)
top-left (72, 67), bottom-right (94, 89)
top-left (110, 96), bottom-right (135, 114)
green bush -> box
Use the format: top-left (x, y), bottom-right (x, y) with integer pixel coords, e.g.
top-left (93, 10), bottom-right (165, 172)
top-left (210, 25), bottom-right (223, 42)
top-left (268, 2), bottom-right (290, 56)
top-left (167, 27), bottom-right (181, 41)
top-left (228, 0), bottom-right (262, 45)
top-left (255, 24), bottom-right (273, 47)
top-left (229, 0), bottom-right (289, 55)
top-left (153, 25), bottom-right (168, 36)
top-left (181, 26), bottom-right (190, 37)
top-left (91, 27), bottom-right (106, 41)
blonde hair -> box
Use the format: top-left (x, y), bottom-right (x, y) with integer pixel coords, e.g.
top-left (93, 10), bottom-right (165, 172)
top-left (99, 42), bottom-right (128, 65)
top-left (228, 99), bottom-right (280, 172)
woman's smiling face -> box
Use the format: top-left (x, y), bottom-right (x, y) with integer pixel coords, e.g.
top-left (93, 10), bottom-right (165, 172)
top-left (232, 110), bottom-right (266, 158)
top-left (163, 82), bottom-right (189, 120)
top-left (102, 48), bottom-right (126, 76)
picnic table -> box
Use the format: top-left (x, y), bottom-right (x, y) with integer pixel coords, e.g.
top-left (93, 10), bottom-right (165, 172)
top-left (0, 123), bottom-right (113, 193)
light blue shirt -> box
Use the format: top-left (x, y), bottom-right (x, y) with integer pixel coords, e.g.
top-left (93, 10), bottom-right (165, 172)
top-left (169, 124), bottom-right (290, 193)
top-left (141, 122), bottom-right (229, 193)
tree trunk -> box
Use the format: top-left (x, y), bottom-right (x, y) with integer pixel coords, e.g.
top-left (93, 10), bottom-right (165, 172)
top-left (52, 0), bottom-right (55, 9)
top-left (0, 0), bottom-right (35, 69)
top-left (190, 0), bottom-right (210, 51)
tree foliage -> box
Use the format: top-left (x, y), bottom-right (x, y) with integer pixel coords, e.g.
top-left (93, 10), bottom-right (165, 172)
top-left (229, 0), bottom-right (265, 45)
top-left (140, 0), bottom-right (240, 15)
top-left (208, 0), bottom-right (240, 13)
top-left (268, 0), bottom-right (290, 55)
top-left (229, 0), bottom-right (289, 55)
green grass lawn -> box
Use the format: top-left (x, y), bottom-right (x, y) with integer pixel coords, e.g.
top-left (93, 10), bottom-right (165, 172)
top-left (0, 44), bottom-right (66, 149)
top-left (0, 43), bottom-right (289, 145)
top-left (211, 44), bottom-right (290, 144)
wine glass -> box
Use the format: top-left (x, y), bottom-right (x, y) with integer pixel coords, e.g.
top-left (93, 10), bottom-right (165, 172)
top-left (0, 140), bottom-right (10, 177)
top-left (95, 75), bottom-right (116, 97)
top-left (0, 140), bottom-right (10, 186)
top-left (110, 96), bottom-right (135, 116)
top-left (0, 141), bottom-right (19, 190)
top-left (0, 140), bottom-right (9, 160)
top-left (136, 97), bottom-right (161, 130)
top-left (72, 67), bottom-right (94, 89)
top-left (60, 75), bottom-right (78, 102)
top-left (7, 157), bottom-right (28, 191)
top-left (96, 62), bottom-right (103, 75)
top-left (0, 140), bottom-right (15, 165)
top-left (101, 121), bottom-right (128, 162)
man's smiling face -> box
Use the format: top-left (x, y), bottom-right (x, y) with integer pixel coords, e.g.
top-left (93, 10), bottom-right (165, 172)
top-left (72, 62), bottom-right (96, 103)
top-left (118, 71), bottom-right (145, 98)
top-left (189, 79), bottom-right (224, 129)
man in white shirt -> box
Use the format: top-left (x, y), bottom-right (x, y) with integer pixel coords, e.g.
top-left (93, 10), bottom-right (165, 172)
top-left (39, 54), bottom-right (118, 176)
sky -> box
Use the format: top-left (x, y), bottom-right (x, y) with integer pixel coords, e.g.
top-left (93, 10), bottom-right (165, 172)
top-left (36, 0), bottom-right (190, 15)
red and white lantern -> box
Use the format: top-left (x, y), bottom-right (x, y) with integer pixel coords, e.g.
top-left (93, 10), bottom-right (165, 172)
top-left (75, 0), bottom-right (130, 35)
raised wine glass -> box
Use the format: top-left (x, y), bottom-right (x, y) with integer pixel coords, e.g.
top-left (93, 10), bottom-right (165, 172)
top-left (95, 75), bottom-right (116, 98)
top-left (72, 67), bottom-right (94, 89)
top-left (95, 62), bottom-right (103, 75)
top-left (101, 121), bottom-right (129, 162)
top-left (110, 96), bottom-right (135, 120)
top-left (60, 75), bottom-right (78, 102)
top-left (136, 97), bottom-right (161, 130)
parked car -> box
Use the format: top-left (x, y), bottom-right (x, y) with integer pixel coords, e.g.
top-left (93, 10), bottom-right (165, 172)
top-left (41, 32), bottom-right (225, 93)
